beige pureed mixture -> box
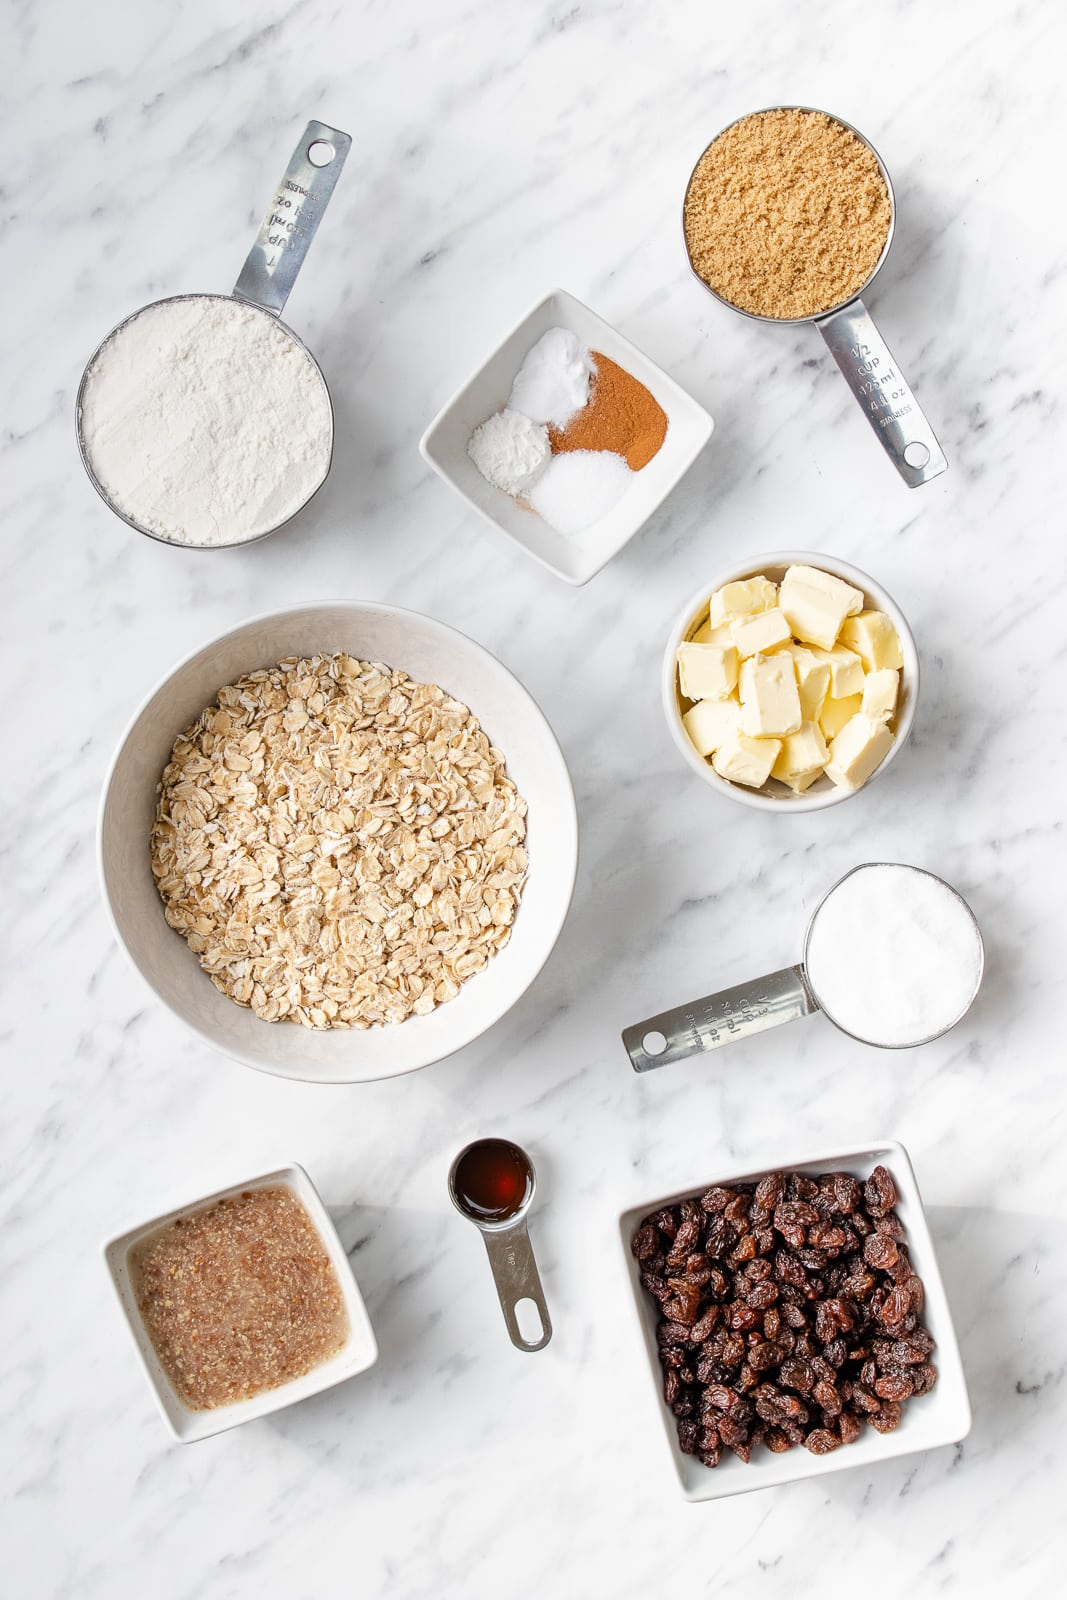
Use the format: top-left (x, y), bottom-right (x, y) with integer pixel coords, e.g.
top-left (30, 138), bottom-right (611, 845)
top-left (150, 654), bottom-right (528, 1029)
top-left (684, 108), bottom-right (892, 321)
top-left (131, 1185), bottom-right (349, 1410)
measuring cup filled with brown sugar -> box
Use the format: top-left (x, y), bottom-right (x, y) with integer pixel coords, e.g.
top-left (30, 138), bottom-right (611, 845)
top-left (76, 120), bottom-right (351, 548)
top-left (683, 106), bottom-right (946, 488)
top-left (448, 1138), bottom-right (553, 1352)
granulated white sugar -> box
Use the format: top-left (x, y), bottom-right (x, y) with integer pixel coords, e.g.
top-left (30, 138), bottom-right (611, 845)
top-left (79, 295), bottom-right (332, 546)
top-left (527, 448), bottom-right (633, 535)
top-left (804, 863), bottom-right (983, 1047)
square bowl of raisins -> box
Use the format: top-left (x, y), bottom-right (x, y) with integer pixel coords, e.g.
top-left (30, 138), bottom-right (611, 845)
top-left (620, 1142), bottom-right (970, 1500)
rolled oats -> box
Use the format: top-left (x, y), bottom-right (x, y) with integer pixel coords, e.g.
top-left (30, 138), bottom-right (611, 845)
top-left (150, 654), bottom-right (529, 1030)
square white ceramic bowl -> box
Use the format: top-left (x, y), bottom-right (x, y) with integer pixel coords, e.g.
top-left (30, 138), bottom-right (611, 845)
top-left (103, 1163), bottom-right (378, 1442)
top-left (419, 288), bottom-right (714, 585)
top-left (619, 1140), bottom-right (969, 1500)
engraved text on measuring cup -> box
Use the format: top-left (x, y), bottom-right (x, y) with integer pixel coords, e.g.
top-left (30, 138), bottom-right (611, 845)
top-left (850, 343), bottom-right (913, 428)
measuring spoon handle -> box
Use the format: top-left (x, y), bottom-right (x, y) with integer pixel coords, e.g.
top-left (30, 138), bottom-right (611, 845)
top-left (481, 1219), bottom-right (553, 1352)
top-left (816, 298), bottom-right (947, 487)
top-left (233, 120), bottom-right (352, 315)
top-left (622, 964), bottom-right (817, 1072)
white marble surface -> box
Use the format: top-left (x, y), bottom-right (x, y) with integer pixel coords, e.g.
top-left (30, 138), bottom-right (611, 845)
top-left (3, 1), bottom-right (1065, 1594)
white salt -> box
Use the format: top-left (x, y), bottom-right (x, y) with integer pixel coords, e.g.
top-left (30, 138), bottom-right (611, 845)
top-left (467, 409), bottom-right (550, 495)
top-left (803, 863), bottom-right (983, 1047)
top-left (507, 328), bottom-right (594, 428)
top-left (527, 449), bottom-right (634, 535)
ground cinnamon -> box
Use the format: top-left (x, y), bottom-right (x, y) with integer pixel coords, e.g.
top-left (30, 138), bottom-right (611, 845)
top-left (548, 351), bottom-right (667, 470)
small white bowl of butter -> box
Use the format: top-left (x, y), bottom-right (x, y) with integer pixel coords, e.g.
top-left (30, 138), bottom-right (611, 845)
top-left (663, 551), bottom-right (919, 811)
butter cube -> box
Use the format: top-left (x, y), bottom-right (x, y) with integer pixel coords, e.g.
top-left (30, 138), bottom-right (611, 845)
top-left (784, 644), bottom-right (831, 721)
top-left (812, 644), bottom-right (865, 699)
top-left (771, 721), bottom-right (829, 788)
top-left (739, 653), bottom-right (802, 738)
top-left (780, 564), bottom-right (865, 651)
top-left (677, 642), bottom-right (739, 702)
top-left (839, 610), bottom-right (904, 672)
top-left (730, 606), bottom-right (792, 659)
top-left (861, 668), bottom-right (899, 722)
top-left (819, 692), bottom-right (863, 740)
top-left (691, 617), bottom-right (733, 645)
top-left (709, 575), bottom-right (777, 629)
top-left (712, 732), bottom-right (781, 789)
top-left (824, 714), bottom-right (895, 790)
top-left (682, 697), bottom-right (742, 757)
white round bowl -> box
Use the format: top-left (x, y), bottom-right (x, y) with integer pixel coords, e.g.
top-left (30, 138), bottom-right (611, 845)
top-left (99, 601), bottom-right (578, 1083)
top-left (662, 550), bottom-right (919, 812)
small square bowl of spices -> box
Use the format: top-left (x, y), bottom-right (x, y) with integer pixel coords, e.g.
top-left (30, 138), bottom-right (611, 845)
top-left (419, 288), bottom-right (713, 585)
top-left (103, 1164), bottom-right (377, 1442)
top-left (619, 1142), bottom-right (970, 1501)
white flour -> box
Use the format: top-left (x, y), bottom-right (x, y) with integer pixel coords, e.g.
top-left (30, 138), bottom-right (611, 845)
top-left (803, 863), bottom-right (983, 1047)
top-left (79, 295), bottom-right (332, 547)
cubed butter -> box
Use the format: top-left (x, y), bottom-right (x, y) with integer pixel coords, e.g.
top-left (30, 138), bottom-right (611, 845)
top-left (771, 721), bottom-right (829, 788)
top-left (812, 644), bottom-right (865, 699)
top-left (682, 697), bottom-right (742, 757)
top-left (676, 642), bottom-right (739, 702)
top-left (784, 644), bottom-right (832, 721)
top-left (839, 609), bottom-right (903, 672)
top-left (691, 617), bottom-right (733, 646)
top-left (739, 653), bottom-right (802, 738)
top-left (709, 575), bottom-right (777, 629)
top-left (819, 692), bottom-right (863, 740)
top-left (730, 606), bottom-right (792, 659)
top-left (779, 564), bottom-right (864, 651)
top-left (861, 667), bottom-right (899, 722)
top-left (824, 714), bottom-right (895, 790)
top-left (712, 732), bottom-right (781, 789)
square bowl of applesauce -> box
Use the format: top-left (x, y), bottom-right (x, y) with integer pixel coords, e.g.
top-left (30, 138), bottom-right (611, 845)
top-left (103, 1163), bottom-right (377, 1442)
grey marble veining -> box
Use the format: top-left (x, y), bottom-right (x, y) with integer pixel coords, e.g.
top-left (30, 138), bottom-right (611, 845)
top-left (2, 0), bottom-right (1066, 1595)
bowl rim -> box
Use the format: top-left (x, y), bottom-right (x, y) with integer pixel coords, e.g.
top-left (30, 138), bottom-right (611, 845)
top-left (618, 1137), bottom-right (972, 1500)
top-left (661, 549), bottom-right (920, 811)
top-left (97, 598), bottom-right (579, 1083)
top-left (101, 1160), bottom-right (378, 1442)
top-left (418, 285), bottom-right (714, 586)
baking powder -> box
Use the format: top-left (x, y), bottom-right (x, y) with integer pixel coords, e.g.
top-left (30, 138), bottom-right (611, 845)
top-left (79, 295), bottom-right (333, 547)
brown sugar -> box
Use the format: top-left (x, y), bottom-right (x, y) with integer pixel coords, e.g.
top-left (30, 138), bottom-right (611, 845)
top-left (683, 108), bottom-right (892, 321)
top-left (131, 1185), bottom-right (349, 1410)
top-left (548, 351), bottom-right (667, 470)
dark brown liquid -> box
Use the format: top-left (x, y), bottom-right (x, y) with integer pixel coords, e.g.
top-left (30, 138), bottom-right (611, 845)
top-left (452, 1139), bottom-right (532, 1222)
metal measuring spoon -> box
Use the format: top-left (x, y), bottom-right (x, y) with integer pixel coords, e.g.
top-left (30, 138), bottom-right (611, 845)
top-left (448, 1139), bottom-right (552, 1352)
top-left (623, 863), bottom-right (983, 1071)
top-left (683, 106), bottom-right (947, 488)
top-left (76, 119), bottom-right (351, 547)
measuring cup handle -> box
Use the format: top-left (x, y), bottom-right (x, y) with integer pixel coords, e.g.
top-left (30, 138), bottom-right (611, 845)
top-left (816, 298), bottom-right (947, 487)
top-left (622, 965), bottom-right (817, 1072)
top-left (481, 1219), bottom-right (553, 1352)
top-left (233, 120), bottom-right (352, 316)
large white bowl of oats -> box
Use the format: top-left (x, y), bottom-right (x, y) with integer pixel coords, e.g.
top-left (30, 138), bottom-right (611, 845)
top-left (100, 601), bottom-right (578, 1082)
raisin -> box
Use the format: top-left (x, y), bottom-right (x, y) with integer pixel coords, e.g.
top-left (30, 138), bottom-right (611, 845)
top-left (779, 1357), bottom-right (816, 1395)
top-left (746, 1280), bottom-right (779, 1311)
top-left (657, 1320), bottom-right (692, 1348)
top-left (677, 1418), bottom-right (699, 1455)
top-left (804, 1428), bottom-right (839, 1454)
top-left (763, 1307), bottom-right (781, 1340)
top-left (838, 1411), bottom-right (862, 1445)
top-left (870, 1402), bottom-right (902, 1433)
top-left (813, 1379), bottom-right (842, 1416)
top-left (774, 1201), bottom-right (817, 1248)
top-left (631, 1224), bottom-right (659, 1261)
top-left (717, 1414), bottom-right (749, 1447)
top-left (911, 1363), bottom-right (938, 1396)
top-left (721, 1333), bottom-right (746, 1367)
top-left (875, 1374), bottom-right (914, 1402)
top-left (664, 1282), bottom-right (702, 1325)
top-left (755, 1171), bottom-right (785, 1212)
top-left (864, 1232), bottom-right (899, 1270)
top-left (651, 1206), bottom-right (680, 1238)
top-left (690, 1306), bottom-right (721, 1342)
top-left (765, 1428), bottom-right (792, 1453)
top-left (700, 1186), bottom-right (732, 1215)
top-left (864, 1166), bottom-right (897, 1218)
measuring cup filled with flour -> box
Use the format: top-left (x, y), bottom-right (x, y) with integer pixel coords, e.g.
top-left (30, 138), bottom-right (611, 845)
top-left (623, 863), bottom-right (983, 1072)
top-left (76, 120), bottom-right (350, 548)
top-left (682, 106), bottom-right (946, 488)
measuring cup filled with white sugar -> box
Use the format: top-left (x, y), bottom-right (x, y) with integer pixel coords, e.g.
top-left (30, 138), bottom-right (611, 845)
top-left (76, 120), bottom-right (350, 548)
top-left (623, 863), bottom-right (983, 1072)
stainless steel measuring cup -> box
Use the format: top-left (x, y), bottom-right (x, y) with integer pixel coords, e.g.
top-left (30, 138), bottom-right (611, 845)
top-left (448, 1139), bottom-right (553, 1353)
top-left (76, 119), bottom-right (351, 547)
top-left (623, 863), bottom-right (983, 1071)
top-left (684, 106), bottom-right (947, 488)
